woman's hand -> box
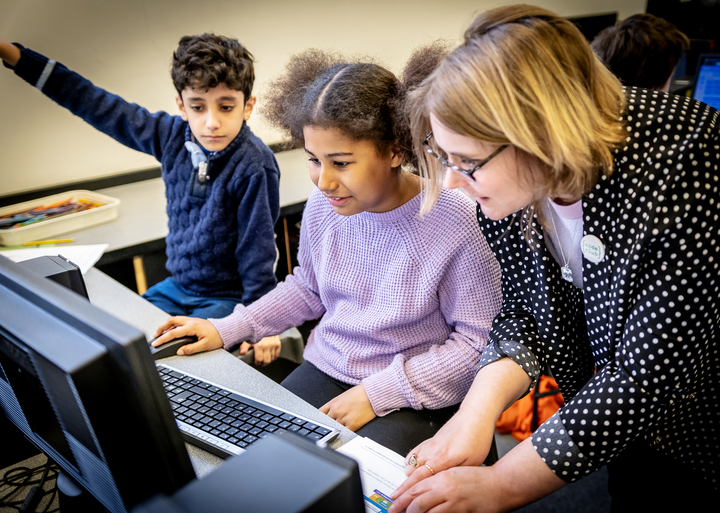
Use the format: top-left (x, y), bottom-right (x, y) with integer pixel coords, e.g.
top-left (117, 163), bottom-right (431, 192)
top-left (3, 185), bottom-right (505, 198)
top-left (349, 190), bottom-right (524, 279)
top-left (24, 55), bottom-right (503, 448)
top-left (152, 316), bottom-right (223, 355)
top-left (390, 466), bottom-right (500, 513)
top-left (390, 438), bottom-right (567, 513)
top-left (397, 408), bottom-right (494, 485)
top-left (394, 358), bottom-right (532, 496)
top-left (238, 335), bottom-right (282, 366)
top-left (320, 384), bottom-right (376, 431)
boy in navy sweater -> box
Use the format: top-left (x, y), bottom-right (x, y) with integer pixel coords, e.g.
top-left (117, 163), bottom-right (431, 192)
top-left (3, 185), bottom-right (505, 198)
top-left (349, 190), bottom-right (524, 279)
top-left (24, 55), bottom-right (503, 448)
top-left (0, 35), bottom-right (282, 363)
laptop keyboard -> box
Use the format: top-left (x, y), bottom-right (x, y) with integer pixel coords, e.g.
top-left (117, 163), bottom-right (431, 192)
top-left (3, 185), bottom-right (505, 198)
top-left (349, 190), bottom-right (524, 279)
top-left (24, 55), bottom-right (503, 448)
top-left (157, 364), bottom-right (339, 458)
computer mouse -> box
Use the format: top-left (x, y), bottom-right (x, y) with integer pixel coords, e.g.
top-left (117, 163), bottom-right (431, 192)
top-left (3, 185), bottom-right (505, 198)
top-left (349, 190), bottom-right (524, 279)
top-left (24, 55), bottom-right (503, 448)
top-left (149, 335), bottom-right (198, 360)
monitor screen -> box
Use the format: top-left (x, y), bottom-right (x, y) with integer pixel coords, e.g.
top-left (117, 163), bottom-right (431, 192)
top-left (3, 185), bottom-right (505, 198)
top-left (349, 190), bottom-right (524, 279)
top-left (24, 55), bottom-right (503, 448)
top-left (0, 255), bottom-right (195, 513)
top-left (693, 54), bottom-right (720, 110)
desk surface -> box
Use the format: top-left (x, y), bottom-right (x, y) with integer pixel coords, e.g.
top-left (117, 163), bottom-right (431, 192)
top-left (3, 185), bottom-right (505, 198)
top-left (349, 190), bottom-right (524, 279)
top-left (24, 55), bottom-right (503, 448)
top-left (83, 267), bottom-right (354, 478)
top-left (68, 148), bottom-right (314, 255)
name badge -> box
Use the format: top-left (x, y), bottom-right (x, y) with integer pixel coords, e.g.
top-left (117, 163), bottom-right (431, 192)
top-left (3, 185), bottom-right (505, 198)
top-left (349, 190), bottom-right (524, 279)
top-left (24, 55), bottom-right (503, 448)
top-left (581, 235), bottom-right (605, 263)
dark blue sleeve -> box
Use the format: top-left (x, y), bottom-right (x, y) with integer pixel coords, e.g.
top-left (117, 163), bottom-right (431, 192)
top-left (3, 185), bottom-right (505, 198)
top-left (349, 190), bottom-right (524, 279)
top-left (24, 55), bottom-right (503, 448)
top-left (11, 46), bottom-right (181, 160)
top-left (234, 162), bottom-right (280, 305)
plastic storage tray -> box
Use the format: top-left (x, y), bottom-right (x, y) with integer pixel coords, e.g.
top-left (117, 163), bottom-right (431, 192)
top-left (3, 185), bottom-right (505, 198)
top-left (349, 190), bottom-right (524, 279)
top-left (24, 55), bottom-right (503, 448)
top-left (0, 190), bottom-right (120, 246)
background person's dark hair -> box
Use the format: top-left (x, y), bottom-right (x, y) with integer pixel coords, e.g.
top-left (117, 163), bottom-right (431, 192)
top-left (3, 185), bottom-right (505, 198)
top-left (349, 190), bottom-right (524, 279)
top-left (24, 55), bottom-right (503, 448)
top-left (591, 13), bottom-right (689, 91)
top-left (261, 43), bottom-right (448, 169)
top-left (172, 33), bottom-right (255, 101)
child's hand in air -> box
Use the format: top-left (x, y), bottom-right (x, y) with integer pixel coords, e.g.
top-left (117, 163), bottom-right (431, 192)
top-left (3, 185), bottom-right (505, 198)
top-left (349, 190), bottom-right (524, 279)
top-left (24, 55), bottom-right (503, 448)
top-left (238, 335), bottom-right (282, 366)
top-left (153, 316), bottom-right (223, 355)
top-left (0, 38), bottom-right (21, 66)
top-left (320, 384), bottom-right (376, 431)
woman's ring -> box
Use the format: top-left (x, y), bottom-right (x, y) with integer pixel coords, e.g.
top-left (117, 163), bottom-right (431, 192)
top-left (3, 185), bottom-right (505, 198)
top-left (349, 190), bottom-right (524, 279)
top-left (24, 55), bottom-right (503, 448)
top-left (425, 463), bottom-right (435, 475)
top-left (407, 453), bottom-right (419, 467)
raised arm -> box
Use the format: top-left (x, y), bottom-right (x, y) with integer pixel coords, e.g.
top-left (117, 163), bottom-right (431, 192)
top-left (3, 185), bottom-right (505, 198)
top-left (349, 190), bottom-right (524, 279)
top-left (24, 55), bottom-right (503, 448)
top-left (0, 38), bottom-right (21, 66)
top-left (3, 43), bottom-right (180, 159)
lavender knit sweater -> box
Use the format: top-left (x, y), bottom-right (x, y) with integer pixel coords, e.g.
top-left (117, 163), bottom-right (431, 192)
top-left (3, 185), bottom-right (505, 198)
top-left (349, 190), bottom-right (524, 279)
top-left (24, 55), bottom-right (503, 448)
top-left (210, 187), bottom-right (502, 416)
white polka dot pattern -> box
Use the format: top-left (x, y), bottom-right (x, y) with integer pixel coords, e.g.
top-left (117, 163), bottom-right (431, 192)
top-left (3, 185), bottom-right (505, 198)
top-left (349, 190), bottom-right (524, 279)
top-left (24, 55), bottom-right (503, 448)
top-left (476, 88), bottom-right (720, 488)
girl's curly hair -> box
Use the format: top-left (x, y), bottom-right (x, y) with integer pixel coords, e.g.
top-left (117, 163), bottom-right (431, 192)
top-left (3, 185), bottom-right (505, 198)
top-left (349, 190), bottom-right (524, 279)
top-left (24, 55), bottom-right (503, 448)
top-left (261, 42), bottom-right (449, 169)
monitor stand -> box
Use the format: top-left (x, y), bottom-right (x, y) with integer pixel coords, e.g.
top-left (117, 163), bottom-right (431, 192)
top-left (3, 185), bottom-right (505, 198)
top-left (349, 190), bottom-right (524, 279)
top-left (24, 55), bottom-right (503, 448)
top-left (57, 470), bottom-right (105, 513)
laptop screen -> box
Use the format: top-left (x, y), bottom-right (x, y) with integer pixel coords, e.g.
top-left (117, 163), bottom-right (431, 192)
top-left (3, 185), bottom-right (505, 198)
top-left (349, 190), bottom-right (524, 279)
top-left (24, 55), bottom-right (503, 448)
top-left (692, 54), bottom-right (720, 110)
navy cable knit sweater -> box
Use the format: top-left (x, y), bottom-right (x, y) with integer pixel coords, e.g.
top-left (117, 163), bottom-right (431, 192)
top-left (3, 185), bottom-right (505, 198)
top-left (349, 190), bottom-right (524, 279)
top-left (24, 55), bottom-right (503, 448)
top-left (9, 46), bottom-right (280, 304)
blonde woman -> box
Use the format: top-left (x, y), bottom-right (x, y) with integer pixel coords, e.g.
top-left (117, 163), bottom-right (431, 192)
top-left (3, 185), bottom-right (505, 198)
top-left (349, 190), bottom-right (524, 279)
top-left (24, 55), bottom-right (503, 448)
top-left (390, 5), bottom-right (719, 512)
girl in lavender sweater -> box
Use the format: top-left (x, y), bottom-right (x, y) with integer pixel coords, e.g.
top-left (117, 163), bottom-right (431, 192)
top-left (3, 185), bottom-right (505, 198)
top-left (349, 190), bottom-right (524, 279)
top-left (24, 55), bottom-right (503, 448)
top-left (153, 46), bottom-right (502, 454)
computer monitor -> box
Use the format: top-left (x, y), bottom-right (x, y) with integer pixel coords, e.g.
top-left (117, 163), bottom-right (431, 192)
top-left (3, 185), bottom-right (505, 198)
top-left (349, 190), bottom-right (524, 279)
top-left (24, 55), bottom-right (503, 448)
top-left (692, 53), bottom-right (720, 110)
top-left (0, 255), bottom-right (195, 512)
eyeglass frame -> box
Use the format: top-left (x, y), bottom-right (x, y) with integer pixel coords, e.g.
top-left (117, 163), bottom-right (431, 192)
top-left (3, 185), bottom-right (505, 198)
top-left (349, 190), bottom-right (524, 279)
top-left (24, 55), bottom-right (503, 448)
top-left (422, 131), bottom-right (508, 180)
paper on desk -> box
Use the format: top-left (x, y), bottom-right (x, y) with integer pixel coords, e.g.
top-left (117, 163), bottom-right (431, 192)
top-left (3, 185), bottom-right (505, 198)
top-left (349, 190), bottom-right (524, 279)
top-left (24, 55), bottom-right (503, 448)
top-left (337, 436), bottom-right (407, 513)
top-left (0, 244), bottom-right (109, 275)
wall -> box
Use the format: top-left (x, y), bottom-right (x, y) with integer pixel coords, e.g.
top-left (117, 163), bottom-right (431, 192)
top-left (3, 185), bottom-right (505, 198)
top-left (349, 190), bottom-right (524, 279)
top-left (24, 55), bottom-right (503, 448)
top-left (0, 0), bottom-right (645, 196)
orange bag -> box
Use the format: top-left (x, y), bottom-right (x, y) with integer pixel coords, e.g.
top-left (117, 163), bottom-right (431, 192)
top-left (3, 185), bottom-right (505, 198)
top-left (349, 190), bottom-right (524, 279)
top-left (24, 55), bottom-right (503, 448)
top-left (496, 375), bottom-right (564, 442)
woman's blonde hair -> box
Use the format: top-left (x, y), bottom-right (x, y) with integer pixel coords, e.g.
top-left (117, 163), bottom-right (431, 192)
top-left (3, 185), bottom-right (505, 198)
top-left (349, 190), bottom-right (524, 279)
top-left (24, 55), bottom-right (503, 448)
top-left (409, 4), bottom-right (627, 238)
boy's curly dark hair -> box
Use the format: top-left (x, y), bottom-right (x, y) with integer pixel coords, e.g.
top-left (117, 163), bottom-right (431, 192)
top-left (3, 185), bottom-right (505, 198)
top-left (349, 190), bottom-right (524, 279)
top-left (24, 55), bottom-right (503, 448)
top-left (261, 42), bottom-right (449, 169)
top-left (172, 33), bottom-right (255, 101)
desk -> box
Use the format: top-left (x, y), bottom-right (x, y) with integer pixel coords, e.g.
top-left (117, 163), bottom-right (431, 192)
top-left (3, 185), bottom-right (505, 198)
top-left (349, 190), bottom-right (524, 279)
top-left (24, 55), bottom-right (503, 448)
top-left (83, 267), bottom-right (355, 478)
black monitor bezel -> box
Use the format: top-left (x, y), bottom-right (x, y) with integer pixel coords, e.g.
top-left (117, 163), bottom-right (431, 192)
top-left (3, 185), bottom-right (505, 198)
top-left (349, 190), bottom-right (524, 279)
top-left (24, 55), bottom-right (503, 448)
top-left (0, 255), bottom-right (195, 512)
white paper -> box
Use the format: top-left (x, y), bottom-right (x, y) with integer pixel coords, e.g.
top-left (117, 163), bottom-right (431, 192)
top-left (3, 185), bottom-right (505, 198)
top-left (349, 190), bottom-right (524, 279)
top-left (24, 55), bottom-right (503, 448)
top-left (0, 244), bottom-right (109, 275)
top-left (337, 436), bottom-right (407, 513)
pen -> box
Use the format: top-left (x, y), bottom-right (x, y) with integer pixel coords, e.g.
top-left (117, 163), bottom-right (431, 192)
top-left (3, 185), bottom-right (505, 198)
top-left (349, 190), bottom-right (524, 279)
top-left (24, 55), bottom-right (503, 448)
top-left (22, 239), bottom-right (75, 246)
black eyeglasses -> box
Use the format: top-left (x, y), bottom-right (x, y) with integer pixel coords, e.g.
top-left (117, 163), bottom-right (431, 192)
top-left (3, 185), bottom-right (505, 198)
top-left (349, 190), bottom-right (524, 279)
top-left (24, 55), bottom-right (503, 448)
top-left (422, 131), bottom-right (508, 180)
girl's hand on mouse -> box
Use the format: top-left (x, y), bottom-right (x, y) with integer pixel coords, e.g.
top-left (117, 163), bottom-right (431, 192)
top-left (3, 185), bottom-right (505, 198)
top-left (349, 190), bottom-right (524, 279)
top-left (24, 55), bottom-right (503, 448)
top-left (239, 335), bottom-right (282, 367)
top-left (320, 384), bottom-right (376, 431)
top-left (153, 316), bottom-right (223, 355)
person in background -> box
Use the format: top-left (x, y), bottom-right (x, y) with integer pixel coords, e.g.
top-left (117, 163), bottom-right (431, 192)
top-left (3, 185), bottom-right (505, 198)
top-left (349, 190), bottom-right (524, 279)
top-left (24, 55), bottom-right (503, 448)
top-left (591, 12), bottom-right (690, 92)
top-left (0, 34), bottom-right (283, 365)
top-left (390, 4), bottom-right (718, 512)
top-left (151, 45), bottom-right (503, 456)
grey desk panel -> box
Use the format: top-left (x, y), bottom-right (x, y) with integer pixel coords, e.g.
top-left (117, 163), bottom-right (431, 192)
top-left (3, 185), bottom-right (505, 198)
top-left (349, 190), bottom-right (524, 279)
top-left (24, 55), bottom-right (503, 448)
top-left (84, 268), bottom-right (355, 478)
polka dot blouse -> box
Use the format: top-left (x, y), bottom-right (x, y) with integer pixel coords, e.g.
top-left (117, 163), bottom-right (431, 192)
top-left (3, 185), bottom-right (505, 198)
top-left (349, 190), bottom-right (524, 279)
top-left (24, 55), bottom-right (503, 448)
top-left (476, 87), bottom-right (720, 488)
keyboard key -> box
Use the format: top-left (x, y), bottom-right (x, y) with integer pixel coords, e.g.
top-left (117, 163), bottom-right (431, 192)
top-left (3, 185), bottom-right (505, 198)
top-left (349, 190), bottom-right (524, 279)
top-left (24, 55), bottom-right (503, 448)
top-left (190, 386), bottom-right (212, 397)
top-left (171, 391), bottom-right (193, 404)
